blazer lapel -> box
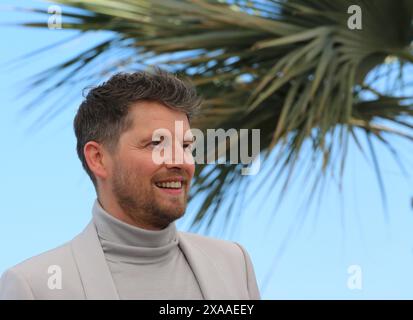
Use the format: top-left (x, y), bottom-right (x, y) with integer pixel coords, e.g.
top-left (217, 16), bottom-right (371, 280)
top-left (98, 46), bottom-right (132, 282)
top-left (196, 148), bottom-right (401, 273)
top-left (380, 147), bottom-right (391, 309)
top-left (70, 221), bottom-right (234, 299)
top-left (71, 221), bottom-right (119, 300)
top-left (178, 232), bottom-right (234, 300)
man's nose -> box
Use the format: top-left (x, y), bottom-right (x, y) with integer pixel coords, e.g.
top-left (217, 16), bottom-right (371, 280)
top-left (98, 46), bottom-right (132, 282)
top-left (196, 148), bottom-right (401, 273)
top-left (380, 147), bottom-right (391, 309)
top-left (165, 140), bottom-right (193, 167)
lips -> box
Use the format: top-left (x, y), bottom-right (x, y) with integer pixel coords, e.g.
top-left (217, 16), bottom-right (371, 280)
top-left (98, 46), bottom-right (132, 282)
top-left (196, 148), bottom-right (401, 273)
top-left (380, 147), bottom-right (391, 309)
top-left (155, 185), bottom-right (183, 195)
top-left (153, 176), bottom-right (187, 198)
top-left (155, 181), bottom-right (182, 189)
top-left (155, 176), bottom-right (184, 183)
top-left (154, 176), bottom-right (185, 188)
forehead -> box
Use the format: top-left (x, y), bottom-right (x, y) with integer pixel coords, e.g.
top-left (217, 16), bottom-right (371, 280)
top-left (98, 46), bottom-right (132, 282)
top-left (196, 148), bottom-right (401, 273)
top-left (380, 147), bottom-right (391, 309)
top-left (127, 100), bottom-right (190, 133)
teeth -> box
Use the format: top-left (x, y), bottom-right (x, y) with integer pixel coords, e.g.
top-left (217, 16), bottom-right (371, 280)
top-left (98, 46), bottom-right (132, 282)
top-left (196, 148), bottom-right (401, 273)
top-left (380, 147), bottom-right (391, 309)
top-left (156, 181), bottom-right (182, 189)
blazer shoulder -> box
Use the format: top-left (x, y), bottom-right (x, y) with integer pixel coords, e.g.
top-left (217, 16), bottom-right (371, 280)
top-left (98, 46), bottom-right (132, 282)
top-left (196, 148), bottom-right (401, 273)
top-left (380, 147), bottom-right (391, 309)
top-left (178, 231), bottom-right (240, 255)
top-left (178, 231), bottom-right (249, 276)
top-left (0, 238), bottom-right (84, 299)
top-left (6, 241), bottom-right (72, 277)
top-left (178, 231), bottom-right (261, 299)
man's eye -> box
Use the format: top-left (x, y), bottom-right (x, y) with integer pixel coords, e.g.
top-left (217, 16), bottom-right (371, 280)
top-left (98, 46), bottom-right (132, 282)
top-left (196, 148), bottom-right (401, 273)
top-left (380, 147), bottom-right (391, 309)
top-left (184, 143), bottom-right (193, 151)
top-left (150, 140), bottom-right (161, 146)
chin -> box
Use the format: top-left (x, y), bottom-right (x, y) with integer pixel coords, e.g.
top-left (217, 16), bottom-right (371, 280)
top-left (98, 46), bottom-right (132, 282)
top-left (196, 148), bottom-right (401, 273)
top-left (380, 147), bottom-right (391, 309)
top-left (162, 206), bottom-right (185, 221)
top-left (168, 207), bottom-right (185, 219)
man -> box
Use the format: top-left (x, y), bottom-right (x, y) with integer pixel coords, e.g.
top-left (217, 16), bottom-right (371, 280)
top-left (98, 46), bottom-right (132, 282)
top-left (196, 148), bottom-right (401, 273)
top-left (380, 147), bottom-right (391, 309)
top-left (0, 70), bottom-right (260, 300)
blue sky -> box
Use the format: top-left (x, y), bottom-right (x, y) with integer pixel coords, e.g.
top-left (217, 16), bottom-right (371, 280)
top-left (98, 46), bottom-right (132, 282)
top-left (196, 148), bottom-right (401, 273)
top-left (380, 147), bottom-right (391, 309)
top-left (1, 0), bottom-right (413, 299)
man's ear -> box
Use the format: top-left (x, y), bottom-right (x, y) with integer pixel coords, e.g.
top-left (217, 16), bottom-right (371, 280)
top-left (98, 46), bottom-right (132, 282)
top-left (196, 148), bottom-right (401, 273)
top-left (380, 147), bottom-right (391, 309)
top-left (84, 141), bottom-right (110, 180)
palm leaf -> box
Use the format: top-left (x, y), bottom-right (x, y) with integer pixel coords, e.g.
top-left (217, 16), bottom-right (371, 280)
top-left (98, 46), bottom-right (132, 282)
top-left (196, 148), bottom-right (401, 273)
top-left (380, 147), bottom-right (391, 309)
top-left (15, 0), bottom-right (413, 231)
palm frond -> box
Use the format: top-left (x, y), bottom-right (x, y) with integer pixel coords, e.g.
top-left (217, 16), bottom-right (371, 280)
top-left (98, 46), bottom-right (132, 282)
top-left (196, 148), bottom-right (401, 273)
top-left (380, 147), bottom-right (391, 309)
top-left (16, 0), bottom-right (413, 231)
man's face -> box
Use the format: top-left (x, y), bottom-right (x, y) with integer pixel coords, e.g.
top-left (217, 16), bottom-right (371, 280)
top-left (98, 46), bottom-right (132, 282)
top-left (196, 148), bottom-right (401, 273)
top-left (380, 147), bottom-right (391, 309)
top-left (107, 101), bottom-right (195, 229)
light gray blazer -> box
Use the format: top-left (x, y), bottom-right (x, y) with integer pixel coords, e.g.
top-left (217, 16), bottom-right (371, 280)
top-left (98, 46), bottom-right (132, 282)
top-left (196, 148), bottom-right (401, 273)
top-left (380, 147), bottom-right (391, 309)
top-left (0, 221), bottom-right (260, 300)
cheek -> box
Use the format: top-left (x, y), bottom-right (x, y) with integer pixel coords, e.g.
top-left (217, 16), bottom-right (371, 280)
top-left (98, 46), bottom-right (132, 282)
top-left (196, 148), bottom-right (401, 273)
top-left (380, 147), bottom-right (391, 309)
top-left (186, 163), bottom-right (195, 179)
top-left (135, 155), bottom-right (162, 178)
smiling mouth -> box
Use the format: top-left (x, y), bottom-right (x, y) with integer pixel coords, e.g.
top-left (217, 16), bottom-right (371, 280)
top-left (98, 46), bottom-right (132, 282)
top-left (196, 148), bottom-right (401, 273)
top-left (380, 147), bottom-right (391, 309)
top-left (155, 181), bottom-right (183, 189)
top-left (154, 179), bottom-right (185, 196)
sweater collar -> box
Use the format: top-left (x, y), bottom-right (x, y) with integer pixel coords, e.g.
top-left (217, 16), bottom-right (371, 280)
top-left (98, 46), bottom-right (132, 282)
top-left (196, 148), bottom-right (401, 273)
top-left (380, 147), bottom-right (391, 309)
top-left (92, 199), bottom-right (178, 263)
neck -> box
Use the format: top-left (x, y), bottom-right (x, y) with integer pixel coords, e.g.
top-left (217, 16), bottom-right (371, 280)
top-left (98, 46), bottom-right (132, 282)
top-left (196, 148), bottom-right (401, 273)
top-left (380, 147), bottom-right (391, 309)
top-left (97, 195), bottom-right (163, 231)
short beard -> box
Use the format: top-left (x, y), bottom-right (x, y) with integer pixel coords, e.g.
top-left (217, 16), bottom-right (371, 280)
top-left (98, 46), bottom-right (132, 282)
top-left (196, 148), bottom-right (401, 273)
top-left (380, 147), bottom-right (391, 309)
top-left (111, 161), bottom-right (186, 229)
